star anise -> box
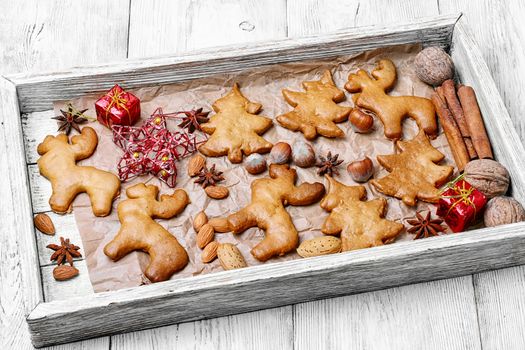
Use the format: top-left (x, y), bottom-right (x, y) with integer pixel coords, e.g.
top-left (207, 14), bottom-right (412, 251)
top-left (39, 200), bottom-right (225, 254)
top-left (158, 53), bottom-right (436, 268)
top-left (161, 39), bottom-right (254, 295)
top-left (316, 151), bottom-right (344, 176)
top-left (194, 164), bottom-right (224, 188)
top-left (52, 103), bottom-right (88, 135)
top-left (407, 211), bottom-right (446, 239)
top-left (47, 237), bottom-right (82, 266)
top-left (177, 108), bottom-right (210, 133)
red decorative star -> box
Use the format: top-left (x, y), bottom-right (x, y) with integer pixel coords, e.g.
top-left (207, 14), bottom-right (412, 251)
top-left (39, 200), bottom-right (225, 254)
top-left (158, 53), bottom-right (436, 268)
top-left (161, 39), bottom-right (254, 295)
top-left (112, 107), bottom-right (207, 187)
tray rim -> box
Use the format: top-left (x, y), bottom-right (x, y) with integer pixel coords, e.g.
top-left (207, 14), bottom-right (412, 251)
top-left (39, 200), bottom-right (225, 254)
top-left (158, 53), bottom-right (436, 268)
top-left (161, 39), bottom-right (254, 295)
top-left (2, 13), bottom-right (525, 348)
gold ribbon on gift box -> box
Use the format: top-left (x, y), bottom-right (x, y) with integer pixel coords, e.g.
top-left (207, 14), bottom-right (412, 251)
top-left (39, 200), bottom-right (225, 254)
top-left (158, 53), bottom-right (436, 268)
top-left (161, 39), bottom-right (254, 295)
top-left (440, 173), bottom-right (478, 216)
top-left (105, 87), bottom-right (131, 125)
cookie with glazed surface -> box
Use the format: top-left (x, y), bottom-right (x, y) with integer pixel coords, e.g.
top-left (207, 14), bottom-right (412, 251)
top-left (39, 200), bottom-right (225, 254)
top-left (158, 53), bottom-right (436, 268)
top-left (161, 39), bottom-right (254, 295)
top-left (370, 130), bottom-right (453, 206)
top-left (225, 164), bottom-right (325, 261)
top-left (321, 176), bottom-right (404, 251)
top-left (345, 59), bottom-right (437, 139)
top-left (104, 183), bottom-right (190, 283)
top-left (37, 126), bottom-right (120, 216)
top-left (277, 70), bottom-right (352, 140)
top-left (199, 83), bottom-right (273, 163)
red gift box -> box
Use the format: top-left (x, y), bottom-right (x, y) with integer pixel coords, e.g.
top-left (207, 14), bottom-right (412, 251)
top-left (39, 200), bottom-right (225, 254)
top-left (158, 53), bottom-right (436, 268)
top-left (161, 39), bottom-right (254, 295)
top-left (437, 179), bottom-right (487, 233)
top-left (95, 84), bottom-right (140, 127)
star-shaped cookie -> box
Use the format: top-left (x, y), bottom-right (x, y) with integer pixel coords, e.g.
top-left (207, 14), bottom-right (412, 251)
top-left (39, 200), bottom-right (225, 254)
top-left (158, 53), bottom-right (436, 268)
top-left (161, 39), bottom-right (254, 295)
top-left (320, 176), bottom-right (404, 251)
top-left (370, 130), bottom-right (454, 206)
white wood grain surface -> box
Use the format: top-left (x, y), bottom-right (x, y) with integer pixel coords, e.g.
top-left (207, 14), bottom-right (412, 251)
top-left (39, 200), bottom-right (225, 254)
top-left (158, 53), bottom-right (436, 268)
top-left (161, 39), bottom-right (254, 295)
top-left (2, 0), bottom-right (525, 349)
top-left (0, 1), bottom-right (128, 349)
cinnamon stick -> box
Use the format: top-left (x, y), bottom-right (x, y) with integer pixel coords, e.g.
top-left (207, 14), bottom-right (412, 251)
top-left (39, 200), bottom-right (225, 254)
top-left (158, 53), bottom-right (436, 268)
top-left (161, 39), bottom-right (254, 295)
top-left (441, 79), bottom-right (478, 159)
top-left (431, 92), bottom-right (470, 171)
top-left (457, 85), bottom-right (493, 159)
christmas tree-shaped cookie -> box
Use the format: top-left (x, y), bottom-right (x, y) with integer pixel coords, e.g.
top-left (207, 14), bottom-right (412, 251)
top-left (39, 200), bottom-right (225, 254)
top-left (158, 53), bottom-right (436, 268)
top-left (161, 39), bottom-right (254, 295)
top-left (277, 70), bottom-right (352, 140)
top-left (199, 83), bottom-right (273, 163)
top-left (370, 130), bottom-right (454, 206)
top-left (321, 176), bottom-right (404, 251)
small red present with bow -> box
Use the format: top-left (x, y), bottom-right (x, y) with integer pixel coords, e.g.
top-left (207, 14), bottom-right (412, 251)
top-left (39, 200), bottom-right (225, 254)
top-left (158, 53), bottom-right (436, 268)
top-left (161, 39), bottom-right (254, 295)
top-left (436, 178), bottom-right (487, 233)
top-left (95, 84), bottom-right (141, 127)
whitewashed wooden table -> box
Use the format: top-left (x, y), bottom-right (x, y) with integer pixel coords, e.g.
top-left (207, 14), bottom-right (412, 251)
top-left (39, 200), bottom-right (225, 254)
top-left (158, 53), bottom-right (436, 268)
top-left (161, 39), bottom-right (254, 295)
top-left (1, 1), bottom-right (525, 349)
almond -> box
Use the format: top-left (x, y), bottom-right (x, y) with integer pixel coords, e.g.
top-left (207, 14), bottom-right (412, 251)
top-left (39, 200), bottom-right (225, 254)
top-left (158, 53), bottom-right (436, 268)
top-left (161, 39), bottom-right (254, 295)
top-left (34, 213), bottom-right (56, 235)
top-left (201, 241), bottom-right (219, 263)
top-left (205, 185), bottom-right (229, 199)
top-left (197, 223), bottom-right (215, 249)
top-left (208, 217), bottom-right (231, 233)
top-left (193, 211), bottom-right (208, 232)
top-left (297, 236), bottom-right (342, 258)
top-left (53, 265), bottom-right (79, 281)
top-left (188, 154), bottom-right (206, 177)
top-left (217, 243), bottom-right (247, 270)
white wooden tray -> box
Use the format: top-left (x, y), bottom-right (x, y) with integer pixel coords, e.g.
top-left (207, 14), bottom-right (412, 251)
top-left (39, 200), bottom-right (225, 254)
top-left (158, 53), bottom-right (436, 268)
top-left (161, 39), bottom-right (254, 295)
top-left (2, 14), bottom-right (525, 348)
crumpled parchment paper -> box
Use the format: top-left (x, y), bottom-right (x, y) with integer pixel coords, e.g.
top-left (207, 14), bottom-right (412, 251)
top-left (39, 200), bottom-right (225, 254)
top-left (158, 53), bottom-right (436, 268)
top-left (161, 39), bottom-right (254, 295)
top-left (55, 44), bottom-right (456, 292)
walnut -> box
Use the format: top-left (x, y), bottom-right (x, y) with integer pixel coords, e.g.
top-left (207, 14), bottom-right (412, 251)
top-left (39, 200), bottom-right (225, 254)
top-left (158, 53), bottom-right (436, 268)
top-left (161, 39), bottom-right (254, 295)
top-left (484, 196), bottom-right (525, 227)
top-left (414, 47), bottom-right (455, 86)
top-left (464, 159), bottom-right (509, 199)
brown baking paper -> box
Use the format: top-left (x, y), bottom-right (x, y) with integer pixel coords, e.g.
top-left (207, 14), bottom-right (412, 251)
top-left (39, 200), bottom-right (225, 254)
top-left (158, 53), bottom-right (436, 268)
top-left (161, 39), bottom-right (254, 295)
top-left (55, 44), bottom-right (457, 292)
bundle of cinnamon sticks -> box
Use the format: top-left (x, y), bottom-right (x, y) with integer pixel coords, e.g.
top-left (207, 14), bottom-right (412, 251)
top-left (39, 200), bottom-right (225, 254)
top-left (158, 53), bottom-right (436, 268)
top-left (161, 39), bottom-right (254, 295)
top-left (431, 79), bottom-right (493, 171)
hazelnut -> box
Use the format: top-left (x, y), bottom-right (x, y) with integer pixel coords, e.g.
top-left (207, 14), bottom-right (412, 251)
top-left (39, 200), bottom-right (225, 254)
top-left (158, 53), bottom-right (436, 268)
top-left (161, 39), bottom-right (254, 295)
top-left (414, 46), bottom-right (455, 86)
top-left (292, 140), bottom-right (316, 168)
top-left (464, 159), bottom-right (510, 199)
top-left (484, 196), bottom-right (525, 227)
top-left (349, 108), bottom-right (374, 133)
top-left (269, 142), bottom-right (292, 164)
top-left (245, 154), bottom-right (267, 175)
top-left (347, 157), bottom-right (373, 183)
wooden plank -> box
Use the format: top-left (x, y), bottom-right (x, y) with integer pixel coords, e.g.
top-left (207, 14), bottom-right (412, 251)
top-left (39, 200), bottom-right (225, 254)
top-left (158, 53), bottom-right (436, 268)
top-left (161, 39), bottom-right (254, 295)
top-left (26, 222), bottom-right (525, 347)
top-left (286, 2), bottom-right (481, 349)
top-left (473, 267), bottom-right (525, 349)
top-left (41, 261), bottom-right (94, 302)
top-left (111, 307), bottom-right (293, 350)
top-left (294, 277), bottom-right (481, 350)
top-left (0, 77), bottom-right (42, 349)
top-left (287, 0), bottom-right (440, 36)
top-left (0, 0), bottom-right (130, 76)
top-left (128, 0), bottom-right (287, 58)
top-left (9, 14), bottom-right (458, 113)
top-left (22, 110), bottom-right (57, 164)
top-left (28, 164), bottom-right (52, 213)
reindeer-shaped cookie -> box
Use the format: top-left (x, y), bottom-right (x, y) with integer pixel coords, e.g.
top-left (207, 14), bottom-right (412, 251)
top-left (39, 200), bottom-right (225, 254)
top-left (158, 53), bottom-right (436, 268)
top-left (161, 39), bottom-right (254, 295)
top-left (277, 70), bottom-right (352, 140)
top-left (104, 183), bottom-right (190, 283)
top-left (226, 164), bottom-right (325, 261)
top-left (321, 176), bottom-right (404, 251)
top-left (37, 127), bottom-right (120, 216)
top-left (345, 59), bottom-right (437, 140)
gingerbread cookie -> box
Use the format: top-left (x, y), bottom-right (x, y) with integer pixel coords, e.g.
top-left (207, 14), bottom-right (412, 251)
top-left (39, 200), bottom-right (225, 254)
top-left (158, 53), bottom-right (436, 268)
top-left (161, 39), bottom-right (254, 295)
top-left (37, 127), bottom-right (120, 216)
top-left (104, 183), bottom-right (190, 283)
top-left (370, 130), bottom-right (453, 206)
top-left (277, 70), bottom-right (352, 140)
top-left (199, 83), bottom-right (273, 163)
top-left (345, 59), bottom-right (437, 139)
top-left (321, 176), bottom-right (404, 251)
top-left (225, 164), bottom-right (325, 261)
